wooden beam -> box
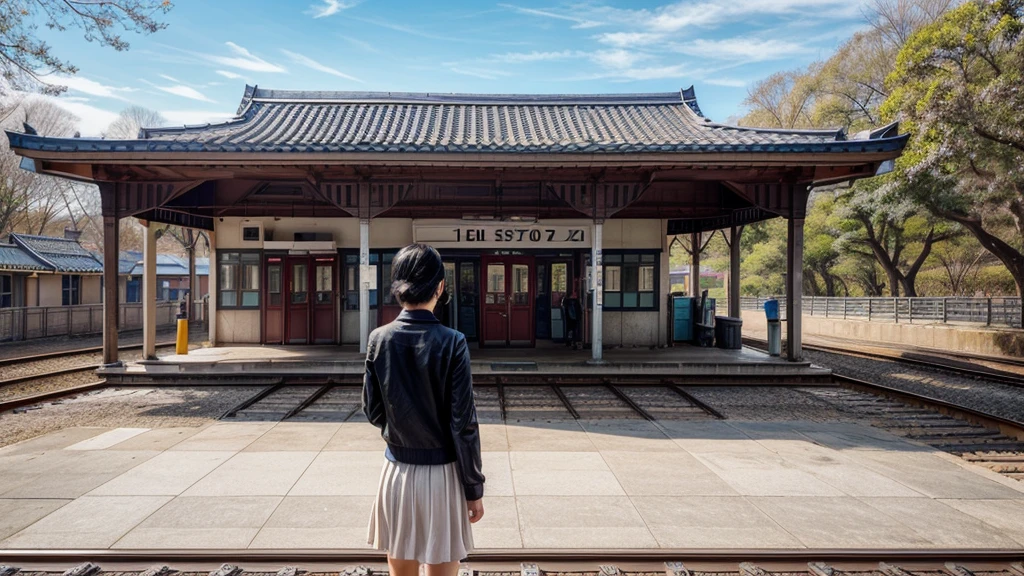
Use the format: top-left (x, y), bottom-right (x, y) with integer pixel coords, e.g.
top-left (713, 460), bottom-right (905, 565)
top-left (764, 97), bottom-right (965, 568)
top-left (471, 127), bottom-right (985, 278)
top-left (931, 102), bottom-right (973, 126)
top-left (102, 215), bottom-right (119, 365)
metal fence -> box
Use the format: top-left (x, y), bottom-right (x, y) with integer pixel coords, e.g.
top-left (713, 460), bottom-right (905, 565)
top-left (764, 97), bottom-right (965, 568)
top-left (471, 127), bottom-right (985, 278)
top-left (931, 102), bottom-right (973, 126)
top-left (0, 300), bottom-right (207, 342)
top-left (741, 296), bottom-right (1022, 329)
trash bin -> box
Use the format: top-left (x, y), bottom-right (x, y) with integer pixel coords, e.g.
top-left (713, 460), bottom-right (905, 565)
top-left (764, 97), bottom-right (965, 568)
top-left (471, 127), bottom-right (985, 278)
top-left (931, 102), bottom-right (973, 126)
top-left (671, 296), bottom-right (694, 342)
top-left (766, 319), bottom-right (782, 356)
top-left (714, 316), bottom-right (742, 349)
top-left (763, 298), bottom-right (780, 321)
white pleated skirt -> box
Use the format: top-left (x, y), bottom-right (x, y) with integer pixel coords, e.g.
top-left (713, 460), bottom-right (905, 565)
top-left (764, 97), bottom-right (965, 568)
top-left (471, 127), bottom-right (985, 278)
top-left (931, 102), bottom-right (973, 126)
top-left (367, 457), bottom-right (474, 564)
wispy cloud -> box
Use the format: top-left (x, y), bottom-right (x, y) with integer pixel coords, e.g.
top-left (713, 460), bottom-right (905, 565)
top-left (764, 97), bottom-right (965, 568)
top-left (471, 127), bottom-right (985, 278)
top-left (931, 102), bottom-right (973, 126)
top-left (309, 0), bottom-right (358, 18)
top-left (160, 110), bottom-right (237, 126)
top-left (706, 77), bottom-right (748, 87)
top-left (590, 49), bottom-right (651, 70)
top-left (447, 66), bottom-right (513, 80)
top-left (44, 96), bottom-right (119, 136)
top-left (215, 70), bottom-right (245, 80)
top-left (282, 49), bottom-right (362, 82)
top-left (672, 38), bottom-right (805, 62)
top-left (48, 75), bottom-right (136, 101)
top-left (338, 34), bottom-right (380, 53)
top-left (143, 79), bottom-right (216, 103)
top-left (594, 32), bottom-right (663, 48)
top-left (489, 50), bottom-right (583, 64)
top-left (498, 3), bottom-right (602, 29)
top-left (159, 74), bottom-right (180, 83)
top-left (204, 42), bottom-right (287, 73)
top-left (350, 16), bottom-right (529, 45)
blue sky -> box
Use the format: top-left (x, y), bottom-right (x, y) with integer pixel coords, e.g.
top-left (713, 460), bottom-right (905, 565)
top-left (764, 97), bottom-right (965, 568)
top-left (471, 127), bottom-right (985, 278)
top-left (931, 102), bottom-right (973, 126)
top-left (37, 0), bottom-right (875, 136)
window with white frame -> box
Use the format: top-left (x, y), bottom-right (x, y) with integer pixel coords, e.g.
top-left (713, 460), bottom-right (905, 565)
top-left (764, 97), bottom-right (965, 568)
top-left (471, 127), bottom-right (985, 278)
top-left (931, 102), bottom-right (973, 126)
top-left (218, 252), bottom-right (260, 308)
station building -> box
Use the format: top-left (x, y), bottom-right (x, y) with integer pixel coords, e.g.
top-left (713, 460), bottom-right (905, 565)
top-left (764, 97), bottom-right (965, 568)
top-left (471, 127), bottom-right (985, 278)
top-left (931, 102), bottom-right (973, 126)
top-left (6, 86), bottom-right (907, 365)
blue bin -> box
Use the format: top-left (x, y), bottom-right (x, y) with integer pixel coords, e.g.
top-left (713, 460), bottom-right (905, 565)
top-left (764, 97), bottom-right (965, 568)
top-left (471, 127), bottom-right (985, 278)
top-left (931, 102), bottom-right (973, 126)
top-left (672, 296), bottom-right (694, 342)
top-left (763, 299), bottom-right (780, 320)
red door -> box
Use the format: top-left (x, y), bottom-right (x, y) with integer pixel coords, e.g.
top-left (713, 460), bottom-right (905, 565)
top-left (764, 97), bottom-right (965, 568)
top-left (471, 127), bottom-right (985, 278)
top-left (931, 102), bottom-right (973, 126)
top-left (286, 257), bottom-right (310, 344)
top-left (481, 256), bottom-right (534, 347)
top-left (263, 256), bottom-right (284, 344)
top-left (311, 256), bottom-right (337, 344)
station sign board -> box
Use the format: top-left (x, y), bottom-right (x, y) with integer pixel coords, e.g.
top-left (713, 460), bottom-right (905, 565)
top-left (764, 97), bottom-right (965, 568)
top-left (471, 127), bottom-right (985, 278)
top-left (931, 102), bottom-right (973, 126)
top-left (413, 220), bottom-right (593, 249)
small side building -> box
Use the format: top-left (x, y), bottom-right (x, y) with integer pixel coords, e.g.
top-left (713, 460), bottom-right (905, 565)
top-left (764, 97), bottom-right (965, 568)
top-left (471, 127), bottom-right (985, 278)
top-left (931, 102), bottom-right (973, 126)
top-left (8, 232), bottom-right (104, 306)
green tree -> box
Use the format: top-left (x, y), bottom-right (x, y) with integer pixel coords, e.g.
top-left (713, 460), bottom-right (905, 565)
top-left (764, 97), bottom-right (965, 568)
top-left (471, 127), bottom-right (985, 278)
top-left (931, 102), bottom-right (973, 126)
top-left (803, 193), bottom-right (846, 296)
top-left (0, 0), bottom-right (171, 95)
top-left (882, 0), bottom-right (1024, 312)
top-left (834, 177), bottom-right (958, 296)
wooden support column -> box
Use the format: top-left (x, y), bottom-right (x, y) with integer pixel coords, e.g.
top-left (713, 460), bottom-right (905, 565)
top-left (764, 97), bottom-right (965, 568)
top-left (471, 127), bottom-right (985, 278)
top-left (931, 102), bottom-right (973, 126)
top-left (590, 220), bottom-right (604, 363)
top-left (102, 215), bottom-right (120, 364)
top-left (690, 232), bottom-right (701, 298)
top-left (359, 217), bottom-right (370, 354)
top-left (729, 226), bottom-right (742, 318)
top-left (208, 229), bottom-right (217, 345)
top-left (142, 220), bottom-right (157, 359)
top-left (187, 242), bottom-right (196, 319)
top-left (786, 216), bottom-right (805, 361)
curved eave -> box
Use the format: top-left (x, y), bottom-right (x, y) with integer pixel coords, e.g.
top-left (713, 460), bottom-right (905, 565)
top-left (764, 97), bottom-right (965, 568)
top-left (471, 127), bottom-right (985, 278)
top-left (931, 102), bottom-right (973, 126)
top-left (5, 131), bottom-right (909, 166)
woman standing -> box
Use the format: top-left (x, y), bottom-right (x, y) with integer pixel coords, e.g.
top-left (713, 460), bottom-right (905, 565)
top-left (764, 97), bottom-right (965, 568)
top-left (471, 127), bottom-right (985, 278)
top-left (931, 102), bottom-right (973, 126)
top-left (364, 243), bottom-right (485, 576)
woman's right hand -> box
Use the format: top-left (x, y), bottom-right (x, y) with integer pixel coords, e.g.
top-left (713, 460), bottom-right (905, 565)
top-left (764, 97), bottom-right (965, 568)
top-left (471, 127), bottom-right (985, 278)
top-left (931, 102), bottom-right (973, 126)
top-left (467, 499), bottom-right (484, 523)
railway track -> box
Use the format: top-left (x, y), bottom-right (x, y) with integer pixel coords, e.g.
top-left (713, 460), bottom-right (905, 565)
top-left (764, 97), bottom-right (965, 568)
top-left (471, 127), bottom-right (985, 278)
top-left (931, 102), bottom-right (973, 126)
top-left (0, 557), bottom-right (1023, 573)
top-left (0, 341), bottom-right (181, 415)
top-left (0, 340), bottom-right (179, 368)
top-left (219, 378), bottom-right (725, 423)
top-left (744, 337), bottom-right (1024, 387)
top-left (742, 339), bottom-right (1024, 481)
top-left (0, 342), bottom-right (178, 387)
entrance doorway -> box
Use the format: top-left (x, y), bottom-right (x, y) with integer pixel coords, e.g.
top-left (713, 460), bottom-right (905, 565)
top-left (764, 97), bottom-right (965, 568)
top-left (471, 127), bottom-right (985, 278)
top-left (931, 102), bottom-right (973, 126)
top-left (536, 257), bottom-right (573, 342)
top-left (481, 256), bottom-right (534, 347)
top-left (264, 254), bottom-right (337, 344)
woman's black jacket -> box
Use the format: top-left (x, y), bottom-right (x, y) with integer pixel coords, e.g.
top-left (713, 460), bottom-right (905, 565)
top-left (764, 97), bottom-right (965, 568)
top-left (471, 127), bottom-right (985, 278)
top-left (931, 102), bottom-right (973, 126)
top-left (362, 308), bottom-right (485, 501)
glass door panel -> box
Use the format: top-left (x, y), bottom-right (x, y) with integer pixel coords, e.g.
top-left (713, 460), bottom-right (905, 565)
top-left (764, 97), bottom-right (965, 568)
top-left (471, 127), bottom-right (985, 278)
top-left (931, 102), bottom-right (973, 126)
top-left (458, 261), bottom-right (478, 341)
top-left (550, 262), bottom-right (568, 340)
top-left (292, 263), bottom-right (308, 304)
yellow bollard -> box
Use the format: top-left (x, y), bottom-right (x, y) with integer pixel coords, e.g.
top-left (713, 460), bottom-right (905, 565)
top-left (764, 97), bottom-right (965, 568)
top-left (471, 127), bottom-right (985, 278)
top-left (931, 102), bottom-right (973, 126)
top-left (176, 302), bottom-right (189, 355)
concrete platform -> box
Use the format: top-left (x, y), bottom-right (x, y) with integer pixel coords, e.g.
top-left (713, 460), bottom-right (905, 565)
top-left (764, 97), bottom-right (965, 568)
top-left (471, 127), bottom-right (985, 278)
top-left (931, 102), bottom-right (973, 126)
top-left (99, 343), bottom-right (831, 384)
top-left (2, 419), bottom-right (1022, 551)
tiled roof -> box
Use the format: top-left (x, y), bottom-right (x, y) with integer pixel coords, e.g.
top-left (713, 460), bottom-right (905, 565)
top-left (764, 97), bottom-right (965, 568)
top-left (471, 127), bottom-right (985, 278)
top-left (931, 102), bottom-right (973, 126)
top-left (122, 253), bottom-right (209, 276)
top-left (6, 86), bottom-right (908, 156)
top-left (118, 250), bottom-right (142, 275)
top-left (10, 233), bottom-right (103, 273)
top-left (0, 242), bottom-right (48, 272)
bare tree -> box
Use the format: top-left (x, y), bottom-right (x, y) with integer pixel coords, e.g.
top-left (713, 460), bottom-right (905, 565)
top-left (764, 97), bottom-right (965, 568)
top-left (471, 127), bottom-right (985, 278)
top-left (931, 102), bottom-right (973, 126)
top-left (0, 97), bottom-right (86, 237)
top-left (740, 68), bottom-right (821, 129)
top-left (867, 0), bottom-right (956, 47)
top-left (0, 0), bottom-right (171, 96)
top-left (104, 105), bottom-right (166, 139)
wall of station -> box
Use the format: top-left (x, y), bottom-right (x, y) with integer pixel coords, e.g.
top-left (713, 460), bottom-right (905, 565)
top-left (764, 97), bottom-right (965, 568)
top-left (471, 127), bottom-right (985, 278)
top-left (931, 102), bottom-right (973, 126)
top-left (211, 216), bottom-right (671, 348)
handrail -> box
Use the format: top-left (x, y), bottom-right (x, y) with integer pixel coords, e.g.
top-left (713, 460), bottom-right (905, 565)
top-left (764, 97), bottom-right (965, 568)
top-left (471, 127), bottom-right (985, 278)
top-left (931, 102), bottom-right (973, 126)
top-left (0, 300), bottom-right (206, 342)
top-left (740, 296), bottom-right (1022, 329)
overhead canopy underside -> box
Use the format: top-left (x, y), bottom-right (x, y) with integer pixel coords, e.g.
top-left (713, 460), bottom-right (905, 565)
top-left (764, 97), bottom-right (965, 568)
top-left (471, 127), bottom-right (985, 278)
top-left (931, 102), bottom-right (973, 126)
top-left (6, 86), bottom-right (908, 232)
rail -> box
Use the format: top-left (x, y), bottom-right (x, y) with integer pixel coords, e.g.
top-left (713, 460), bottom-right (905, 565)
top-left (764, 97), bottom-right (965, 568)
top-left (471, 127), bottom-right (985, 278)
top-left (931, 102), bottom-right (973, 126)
top-left (741, 296), bottom-right (1022, 329)
top-left (0, 300), bottom-right (207, 342)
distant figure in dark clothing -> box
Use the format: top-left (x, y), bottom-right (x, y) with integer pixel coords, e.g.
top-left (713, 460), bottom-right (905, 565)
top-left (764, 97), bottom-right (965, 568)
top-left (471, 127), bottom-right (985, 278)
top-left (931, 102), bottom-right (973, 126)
top-left (561, 290), bottom-right (583, 350)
